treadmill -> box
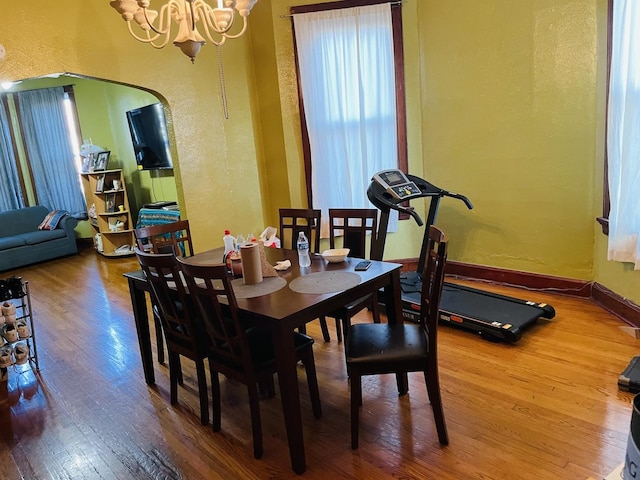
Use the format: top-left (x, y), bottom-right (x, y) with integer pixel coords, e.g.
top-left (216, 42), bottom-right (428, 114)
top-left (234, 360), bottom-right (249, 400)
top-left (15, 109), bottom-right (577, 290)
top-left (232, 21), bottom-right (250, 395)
top-left (369, 169), bottom-right (555, 343)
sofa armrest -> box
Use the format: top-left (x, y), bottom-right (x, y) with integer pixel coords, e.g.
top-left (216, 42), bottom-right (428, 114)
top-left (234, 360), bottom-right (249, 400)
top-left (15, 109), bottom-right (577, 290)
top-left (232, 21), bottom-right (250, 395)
top-left (57, 215), bottom-right (78, 236)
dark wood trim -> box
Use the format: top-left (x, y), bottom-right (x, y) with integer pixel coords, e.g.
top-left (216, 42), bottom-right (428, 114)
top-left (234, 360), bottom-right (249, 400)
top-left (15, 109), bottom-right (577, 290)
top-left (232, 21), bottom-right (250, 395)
top-left (596, 216), bottom-right (609, 235)
top-left (444, 261), bottom-right (592, 297)
top-left (290, 17), bottom-right (313, 208)
top-left (592, 282), bottom-right (640, 327)
top-left (291, 0), bottom-right (402, 14)
top-left (391, 257), bottom-right (592, 297)
top-left (600, 0), bottom-right (613, 235)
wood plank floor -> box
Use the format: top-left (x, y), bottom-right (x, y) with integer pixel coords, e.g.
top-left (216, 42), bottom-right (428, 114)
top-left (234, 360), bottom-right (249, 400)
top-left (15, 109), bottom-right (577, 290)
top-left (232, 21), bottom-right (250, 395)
top-left (0, 245), bottom-right (636, 479)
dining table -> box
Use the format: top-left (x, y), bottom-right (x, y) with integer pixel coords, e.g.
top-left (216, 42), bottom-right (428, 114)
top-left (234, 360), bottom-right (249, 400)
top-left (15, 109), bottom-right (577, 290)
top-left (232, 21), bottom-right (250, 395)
top-left (124, 247), bottom-right (404, 475)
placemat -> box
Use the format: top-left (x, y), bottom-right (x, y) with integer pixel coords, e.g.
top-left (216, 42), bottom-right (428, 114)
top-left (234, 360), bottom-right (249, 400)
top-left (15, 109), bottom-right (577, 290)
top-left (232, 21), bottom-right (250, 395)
top-left (231, 276), bottom-right (287, 299)
top-left (289, 271), bottom-right (361, 294)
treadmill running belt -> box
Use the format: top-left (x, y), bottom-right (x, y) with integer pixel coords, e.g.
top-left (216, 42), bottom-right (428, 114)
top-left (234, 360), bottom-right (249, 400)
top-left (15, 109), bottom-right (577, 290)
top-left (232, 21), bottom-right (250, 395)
top-left (397, 282), bottom-right (555, 342)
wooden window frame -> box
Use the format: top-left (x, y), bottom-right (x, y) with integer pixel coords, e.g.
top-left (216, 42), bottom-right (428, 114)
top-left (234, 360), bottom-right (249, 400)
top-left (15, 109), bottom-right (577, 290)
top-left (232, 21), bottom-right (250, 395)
top-left (290, 0), bottom-right (408, 216)
top-left (597, 0), bottom-right (613, 235)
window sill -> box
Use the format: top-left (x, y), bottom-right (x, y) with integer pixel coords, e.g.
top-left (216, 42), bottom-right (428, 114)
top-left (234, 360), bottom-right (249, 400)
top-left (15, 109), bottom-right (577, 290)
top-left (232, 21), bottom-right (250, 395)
top-left (596, 217), bottom-right (609, 235)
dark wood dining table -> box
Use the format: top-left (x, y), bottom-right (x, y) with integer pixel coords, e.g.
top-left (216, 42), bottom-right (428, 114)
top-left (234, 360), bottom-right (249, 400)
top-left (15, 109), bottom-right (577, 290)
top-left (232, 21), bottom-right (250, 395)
top-left (124, 247), bottom-right (403, 475)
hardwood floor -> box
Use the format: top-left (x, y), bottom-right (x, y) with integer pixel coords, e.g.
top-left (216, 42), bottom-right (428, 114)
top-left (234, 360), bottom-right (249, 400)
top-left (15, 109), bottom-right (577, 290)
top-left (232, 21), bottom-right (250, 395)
top-left (0, 245), bottom-right (636, 479)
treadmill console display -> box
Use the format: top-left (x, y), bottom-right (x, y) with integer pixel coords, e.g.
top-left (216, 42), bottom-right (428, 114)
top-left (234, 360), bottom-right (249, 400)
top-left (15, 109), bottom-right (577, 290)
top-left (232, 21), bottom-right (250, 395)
top-left (372, 169), bottom-right (422, 200)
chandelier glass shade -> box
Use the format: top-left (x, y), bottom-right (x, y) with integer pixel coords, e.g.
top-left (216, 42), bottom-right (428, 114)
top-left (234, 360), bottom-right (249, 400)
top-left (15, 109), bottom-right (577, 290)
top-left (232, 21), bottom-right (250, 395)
top-left (109, 0), bottom-right (258, 62)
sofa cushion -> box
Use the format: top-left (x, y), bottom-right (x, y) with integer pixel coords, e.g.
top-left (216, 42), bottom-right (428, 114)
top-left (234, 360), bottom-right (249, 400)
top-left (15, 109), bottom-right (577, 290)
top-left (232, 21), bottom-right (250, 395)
top-left (0, 236), bottom-right (27, 250)
top-left (0, 206), bottom-right (49, 237)
top-left (18, 229), bottom-right (67, 245)
top-left (38, 210), bottom-right (68, 230)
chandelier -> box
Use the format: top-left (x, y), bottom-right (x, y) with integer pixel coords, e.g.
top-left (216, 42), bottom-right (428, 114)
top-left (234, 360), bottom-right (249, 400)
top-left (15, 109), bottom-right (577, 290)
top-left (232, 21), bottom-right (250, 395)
top-left (109, 0), bottom-right (258, 63)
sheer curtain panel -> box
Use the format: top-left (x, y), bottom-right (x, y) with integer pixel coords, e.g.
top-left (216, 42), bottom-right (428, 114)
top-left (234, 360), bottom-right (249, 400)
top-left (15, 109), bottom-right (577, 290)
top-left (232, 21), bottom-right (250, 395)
top-left (16, 87), bottom-right (85, 217)
top-left (293, 3), bottom-right (398, 235)
top-left (608, 0), bottom-right (640, 269)
top-left (0, 98), bottom-right (25, 211)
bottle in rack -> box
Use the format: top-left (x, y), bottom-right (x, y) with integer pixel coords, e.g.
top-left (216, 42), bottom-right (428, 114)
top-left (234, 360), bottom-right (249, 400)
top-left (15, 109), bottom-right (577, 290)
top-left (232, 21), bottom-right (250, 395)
top-left (297, 231), bottom-right (311, 267)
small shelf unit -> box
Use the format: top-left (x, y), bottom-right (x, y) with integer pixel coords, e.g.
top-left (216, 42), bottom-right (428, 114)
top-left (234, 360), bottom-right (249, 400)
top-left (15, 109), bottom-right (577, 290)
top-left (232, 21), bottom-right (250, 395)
top-left (80, 169), bottom-right (135, 257)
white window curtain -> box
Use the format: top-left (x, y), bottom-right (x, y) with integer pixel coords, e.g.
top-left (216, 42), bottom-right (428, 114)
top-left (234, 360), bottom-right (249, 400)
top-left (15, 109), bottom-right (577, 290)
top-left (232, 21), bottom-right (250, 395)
top-left (0, 99), bottom-right (25, 211)
top-left (16, 87), bottom-right (86, 217)
top-left (608, 0), bottom-right (640, 269)
top-left (293, 3), bottom-right (399, 236)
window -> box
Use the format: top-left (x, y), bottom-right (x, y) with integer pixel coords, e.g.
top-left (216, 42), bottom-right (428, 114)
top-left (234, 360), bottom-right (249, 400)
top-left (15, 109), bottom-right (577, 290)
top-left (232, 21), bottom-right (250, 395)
top-left (291, 0), bottom-right (407, 234)
top-left (0, 86), bottom-right (85, 216)
top-left (605, 0), bottom-right (640, 269)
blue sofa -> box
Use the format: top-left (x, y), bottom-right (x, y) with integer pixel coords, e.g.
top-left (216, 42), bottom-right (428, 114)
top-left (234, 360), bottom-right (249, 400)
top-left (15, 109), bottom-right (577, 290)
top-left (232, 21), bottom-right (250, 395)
top-left (0, 206), bottom-right (79, 272)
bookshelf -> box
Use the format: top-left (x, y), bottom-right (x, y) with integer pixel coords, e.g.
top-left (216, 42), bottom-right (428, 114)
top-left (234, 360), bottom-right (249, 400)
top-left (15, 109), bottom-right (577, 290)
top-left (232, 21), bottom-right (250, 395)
top-left (80, 169), bottom-right (135, 257)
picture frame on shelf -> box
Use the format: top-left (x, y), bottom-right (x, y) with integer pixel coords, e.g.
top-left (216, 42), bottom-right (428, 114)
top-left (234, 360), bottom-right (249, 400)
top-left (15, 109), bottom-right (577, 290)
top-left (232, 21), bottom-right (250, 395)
top-left (104, 193), bottom-right (116, 213)
top-left (93, 151), bottom-right (111, 172)
top-left (96, 174), bottom-right (105, 193)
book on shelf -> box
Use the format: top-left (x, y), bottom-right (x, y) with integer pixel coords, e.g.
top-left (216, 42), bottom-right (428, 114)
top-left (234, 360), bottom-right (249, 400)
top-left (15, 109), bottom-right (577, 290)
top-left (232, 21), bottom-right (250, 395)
top-left (96, 174), bottom-right (105, 193)
top-left (104, 193), bottom-right (116, 213)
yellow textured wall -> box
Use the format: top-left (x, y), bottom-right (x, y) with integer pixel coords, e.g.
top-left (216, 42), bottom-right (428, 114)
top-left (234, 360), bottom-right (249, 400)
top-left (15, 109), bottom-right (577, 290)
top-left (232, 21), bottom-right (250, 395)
top-left (418, 0), bottom-right (598, 279)
top-left (0, 0), bottom-right (265, 253)
top-left (3, 0), bottom-right (639, 302)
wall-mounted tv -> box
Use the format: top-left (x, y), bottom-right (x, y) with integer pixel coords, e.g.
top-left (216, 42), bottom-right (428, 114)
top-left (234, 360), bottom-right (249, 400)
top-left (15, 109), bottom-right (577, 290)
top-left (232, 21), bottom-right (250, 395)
top-left (126, 103), bottom-right (174, 170)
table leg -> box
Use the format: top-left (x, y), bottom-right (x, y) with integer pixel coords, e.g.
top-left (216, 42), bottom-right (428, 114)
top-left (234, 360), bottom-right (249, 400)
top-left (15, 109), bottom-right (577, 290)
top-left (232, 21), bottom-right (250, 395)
top-left (127, 277), bottom-right (155, 385)
top-left (272, 323), bottom-right (306, 474)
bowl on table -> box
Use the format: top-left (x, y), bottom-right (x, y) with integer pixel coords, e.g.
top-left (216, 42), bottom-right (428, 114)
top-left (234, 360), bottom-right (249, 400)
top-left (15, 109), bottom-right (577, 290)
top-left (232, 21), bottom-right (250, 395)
top-left (321, 248), bottom-right (350, 263)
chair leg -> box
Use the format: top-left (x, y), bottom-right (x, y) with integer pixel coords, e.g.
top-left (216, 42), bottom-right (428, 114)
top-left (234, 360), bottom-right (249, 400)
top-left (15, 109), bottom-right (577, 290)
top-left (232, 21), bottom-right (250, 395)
top-left (350, 370), bottom-right (362, 449)
top-left (370, 294), bottom-right (381, 324)
top-left (258, 376), bottom-right (276, 398)
top-left (302, 349), bottom-right (322, 419)
top-left (168, 351), bottom-right (180, 405)
top-left (247, 382), bottom-right (264, 459)
top-left (335, 317), bottom-right (343, 343)
top-left (210, 369), bottom-right (221, 432)
top-left (396, 371), bottom-right (409, 396)
top-left (319, 316), bottom-right (331, 342)
top-left (176, 356), bottom-right (184, 385)
top-left (154, 315), bottom-right (165, 364)
top-left (195, 359), bottom-right (209, 426)
top-left (340, 316), bottom-right (350, 345)
top-left (425, 371), bottom-right (449, 445)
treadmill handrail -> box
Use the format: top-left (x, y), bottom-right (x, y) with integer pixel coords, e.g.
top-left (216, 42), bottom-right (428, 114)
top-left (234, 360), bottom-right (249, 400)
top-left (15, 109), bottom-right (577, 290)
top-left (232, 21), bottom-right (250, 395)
top-left (367, 172), bottom-right (473, 265)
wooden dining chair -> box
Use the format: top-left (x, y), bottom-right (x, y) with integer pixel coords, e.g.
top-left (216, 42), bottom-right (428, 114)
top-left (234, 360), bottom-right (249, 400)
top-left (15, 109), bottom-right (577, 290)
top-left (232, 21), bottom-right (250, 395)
top-left (134, 219), bottom-right (194, 364)
top-left (346, 226), bottom-right (449, 449)
top-left (177, 257), bottom-right (322, 459)
top-left (278, 208), bottom-right (332, 342)
top-left (135, 248), bottom-right (212, 426)
top-left (134, 219), bottom-right (194, 257)
top-left (327, 208), bottom-right (381, 342)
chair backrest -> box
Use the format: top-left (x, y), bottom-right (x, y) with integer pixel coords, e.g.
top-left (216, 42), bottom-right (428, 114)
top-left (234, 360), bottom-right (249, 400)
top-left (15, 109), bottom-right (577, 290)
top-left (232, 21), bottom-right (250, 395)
top-left (134, 219), bottom-right (194, 257)
top-left (176, 258), bottom-right (254, 374)
top-left (420, 226), bottom-right (448, 359)
top-left (134, 248), bottom-right (205, 352)
top-left (279, 208), bottom-right (321, 253)
top-left (328, 208), bottom-right (378, 260)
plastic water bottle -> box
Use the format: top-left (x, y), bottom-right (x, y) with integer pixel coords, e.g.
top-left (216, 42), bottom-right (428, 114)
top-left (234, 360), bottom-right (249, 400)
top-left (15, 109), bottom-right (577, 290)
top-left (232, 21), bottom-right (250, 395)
top-left (297, 231), bottom-right (311, 267)
top-left (236, 234), bottom-right (245, 252)
top-left (223, 230), bottom-right (236, 257)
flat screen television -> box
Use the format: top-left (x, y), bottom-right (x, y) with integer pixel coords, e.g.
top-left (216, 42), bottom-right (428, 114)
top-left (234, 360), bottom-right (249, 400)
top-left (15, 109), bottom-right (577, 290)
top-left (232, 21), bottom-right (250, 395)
top-left (126, 103), bottom-right (174, 170)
